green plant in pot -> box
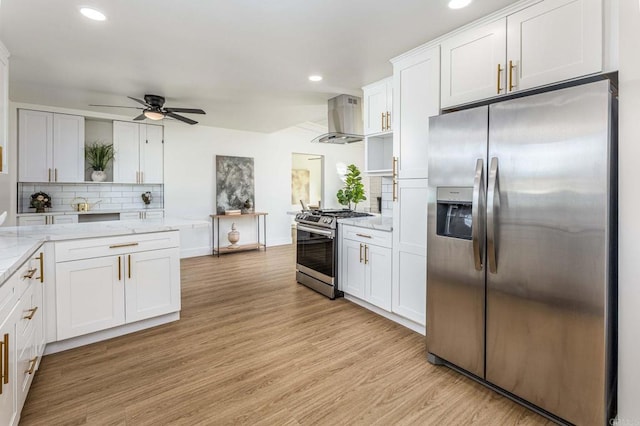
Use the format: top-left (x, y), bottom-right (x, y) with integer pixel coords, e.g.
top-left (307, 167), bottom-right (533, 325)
top-left (85, 142), bottom-right (115, 182)
top-left (337, 164), bottom-right (367, 210)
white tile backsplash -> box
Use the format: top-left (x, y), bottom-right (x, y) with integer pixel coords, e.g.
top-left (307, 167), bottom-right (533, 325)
top-left (18, 183), bottom-right (164, 213)
top-left (381, 176), bottom-right (393, 217)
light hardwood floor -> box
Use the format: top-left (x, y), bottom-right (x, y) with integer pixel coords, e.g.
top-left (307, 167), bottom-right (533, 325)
top-left (21, 245), bottom-right (553, 425)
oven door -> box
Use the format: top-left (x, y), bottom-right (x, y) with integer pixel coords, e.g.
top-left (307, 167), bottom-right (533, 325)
top-left (296, 224), bottom-right (335, 284)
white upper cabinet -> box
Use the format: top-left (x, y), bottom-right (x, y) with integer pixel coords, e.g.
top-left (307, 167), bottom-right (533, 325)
top-left (363, 77), bottom-right (393, 135)
top-left (440, 0), bottom-right (603, 108)
top-left (18, 110), bottom-right (84, 182)
top-left (507, 0), bottom-right (602, 92)
top-left (392, 45), bottom-right (440, 180)
top-left (441, 19), bottom-right (507, 108)
top-left (113, 121), bottom-right (163, 184)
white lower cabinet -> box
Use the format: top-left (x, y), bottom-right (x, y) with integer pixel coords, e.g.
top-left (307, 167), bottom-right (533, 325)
top-left (340, 225), bottom-right (392, 311)
top-left (392, 179), bottom-right (428, 326)
top-left (18, 214), bottom-right (78, 226)
top-left (120, 210), bottom-right (164, 220)
top-left (0, 247), bottom-right (45, 426)
top-left (55, 232), bottom-right (180, 341)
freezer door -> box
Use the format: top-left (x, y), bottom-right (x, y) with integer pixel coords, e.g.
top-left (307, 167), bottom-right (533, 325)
top-left (486, 80), bottom-right (613, 425)
top-left (426, 106), bottom-right (488, 378)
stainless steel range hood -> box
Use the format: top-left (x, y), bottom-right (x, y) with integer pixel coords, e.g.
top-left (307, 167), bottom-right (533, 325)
top-left (311, 94), bottom-right (363, 144)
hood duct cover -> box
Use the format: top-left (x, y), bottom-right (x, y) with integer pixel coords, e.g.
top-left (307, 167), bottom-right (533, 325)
top-left (311, 94), bottom-right (364, 144)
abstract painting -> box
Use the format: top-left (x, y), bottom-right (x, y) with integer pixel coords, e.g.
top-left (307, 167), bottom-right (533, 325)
top-left (216, 155), bottom-right (255, 214)
top-left (291, 169), bottom-right (310, 205)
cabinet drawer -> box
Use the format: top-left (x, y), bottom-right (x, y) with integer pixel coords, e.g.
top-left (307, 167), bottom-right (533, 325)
top-left (342, 225), bottom-right (392, 247)
top-left (55, 231), bottom-right (180, 262)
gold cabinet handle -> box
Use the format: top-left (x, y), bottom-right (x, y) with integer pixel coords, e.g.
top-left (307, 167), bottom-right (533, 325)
top-left (140, 171), bottom-right (144, 183)
top-left (381, 112), bottom-right (386, 131)
top-left (356, 233), bottom-right (372, 239)
top-left (36, 252), bottom-right (44, 283)
top-left (508, 60), bottom-right (516, 92)
top-left (109, 242), bottom-right (139, 249)
top-left (118, 256), bottom-right (122, 281)
top-left (497, 64), bottom-right (503, 94)
top-left (392, 156), bottom-right (397, 177)
top-left (26, 357), bottom-right (38, 375)
top-left (2, 333), bottom-right (8, 392)
top-left (23, 268), bottom-right (37, 280)
top-left (386, 112), bottom-right (391, 130)
top-left (393, 179), bottom-right (398, 202)
top-left (128, 254), bottom-right (132, 279)
top-left (23, 307), bottom-right (38, 320)
top-left (359, 243), bottom-right (363, 263)
top-left (364, 245), bottom-right (369, 264)
top-left (48, 168), bottom-right (52, 182)
top-left (55, 168), bottom-right (58, 182)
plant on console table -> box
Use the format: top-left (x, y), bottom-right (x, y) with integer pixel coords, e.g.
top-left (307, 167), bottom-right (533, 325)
top-left (85, 141), bottom-right (115, 182)
top-left (336, 164), bottom-right (367, 210)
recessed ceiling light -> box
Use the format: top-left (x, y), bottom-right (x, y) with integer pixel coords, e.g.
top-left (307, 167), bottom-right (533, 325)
top-left (80, 7), bottom-right (107, 21)
top-left (448, 0), bottom-right (472, 9)
top-left (309, 75), bottom-right (323, 82)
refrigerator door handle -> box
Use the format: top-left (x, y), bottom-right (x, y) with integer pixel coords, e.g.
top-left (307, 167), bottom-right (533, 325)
top-left (471, 158), bottom-right (485, 271)
top-left (487, 157), bottom-right (499, 273)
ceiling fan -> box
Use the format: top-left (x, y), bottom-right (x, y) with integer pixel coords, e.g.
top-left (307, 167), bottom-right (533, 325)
top-left (90, 94), bottom-right (206, 125)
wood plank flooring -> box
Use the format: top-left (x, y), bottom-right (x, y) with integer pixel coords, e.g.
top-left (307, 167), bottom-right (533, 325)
top-left (20, 245), bottom-right (553, 425)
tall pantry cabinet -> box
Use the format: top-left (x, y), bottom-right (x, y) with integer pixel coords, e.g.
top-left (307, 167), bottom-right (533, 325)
top-left (390, 45), bottom-right (440, 327)
top-left (113, 121), bottom-right (163, 184)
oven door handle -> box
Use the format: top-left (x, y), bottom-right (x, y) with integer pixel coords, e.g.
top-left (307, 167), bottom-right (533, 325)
top-left (296, 224), bottom-right (334, 238)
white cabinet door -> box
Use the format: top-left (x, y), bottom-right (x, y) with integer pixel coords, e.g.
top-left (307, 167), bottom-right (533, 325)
top-left (125, 248), bottom-right (180, 323)
top-left (17, 216), bottom-right (46, 227)
top-left (392, 178), bottom-right (428, 325)
top-left (52, 215), bottom-right (78, 225)
top-left (341, 239), bottom-right (366, 298)
top-left (365, 244), bottom-right (392, 311)
top-left (52, 114), bottom-right (84, 182)
top-left (363, 78), bottom-right (391, 135)
top-left (140, 124), bottom-right (163, 184)
top-left (0, 304), bottom-right (18, 426)
top-left (113, 121), bottom-right (140, 183)
top-left (393, 46), bottom-right (440, 179)
top-left (15, 284), bottom-right (36, 412)
top-left (56, 256), bottom-right (125, 340)
top-left (441, 18), bottom-right (506, 108)
top-left (18, 110), bottom-right (53, 182)
top-left (507, 0), bottom-right (602, 92)
top-left (144, 211), bottom-right (164, 220)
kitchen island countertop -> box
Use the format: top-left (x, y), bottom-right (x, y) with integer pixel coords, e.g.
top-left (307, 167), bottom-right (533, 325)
top-left (0, 218), bottom-right (208, 286)
top-left (339, 215), bottom-right (393, 232)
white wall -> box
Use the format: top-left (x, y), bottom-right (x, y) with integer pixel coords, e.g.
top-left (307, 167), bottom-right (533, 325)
top-left (163, 121), bottom-right (364, 247)
top-left (617, 0), bottom-right (640, 422)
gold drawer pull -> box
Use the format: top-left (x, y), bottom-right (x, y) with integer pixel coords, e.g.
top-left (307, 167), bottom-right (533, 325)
top-left (359, 243), bottom-right (363, 263)
top-left (24, 307), bottom-right (38, 320)
top-left (36, 253), bottom-right (44, 283)
top-left (364, 245), bottom-right (369, 264)
top-left (109, 242), bottom-right (139, 249)
top-left (1, 333), bottom-right (8, 394)
top-left (356, 233), bottom-right (372, 239)
top-left (26, 357), bottom-right (38, 375)
top-left (23, 268), bottom-right (37, 280)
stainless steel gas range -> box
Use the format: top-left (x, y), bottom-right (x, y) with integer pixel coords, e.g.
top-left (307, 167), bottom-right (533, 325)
top-left (294, 209), bottom-right (371, 299)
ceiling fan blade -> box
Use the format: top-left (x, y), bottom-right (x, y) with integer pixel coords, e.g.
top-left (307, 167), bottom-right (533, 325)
top-left (128, 96), bottom-right (149, 107)
top-left (164, 107), bottom-right (206, 115)
top-left (166, 112), bottom-right (197, 125)
top-left (89, 104), bottom-right (143, 109)
top-left (133, 113), bottom-right (147, 121)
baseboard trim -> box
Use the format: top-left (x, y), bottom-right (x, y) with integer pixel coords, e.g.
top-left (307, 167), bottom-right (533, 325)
top-left (44, 312), bottom-right (180, 355)
top-left (344, 294), bottom-right (426, 335)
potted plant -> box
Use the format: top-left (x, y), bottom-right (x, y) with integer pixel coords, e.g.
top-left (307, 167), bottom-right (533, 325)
top-left (85, 141), bottom-right (115, 182)
top-left (336, 164), bottom-right (367, 210)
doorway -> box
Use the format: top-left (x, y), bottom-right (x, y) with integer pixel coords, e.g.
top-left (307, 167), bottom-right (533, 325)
top-left (291, 153), bottom-right (324, 210)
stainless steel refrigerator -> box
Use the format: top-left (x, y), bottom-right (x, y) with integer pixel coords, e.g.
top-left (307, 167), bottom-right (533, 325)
top-left (426, 80), bottom-right (617, 425)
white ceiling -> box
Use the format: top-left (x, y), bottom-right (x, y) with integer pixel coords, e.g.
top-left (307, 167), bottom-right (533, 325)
top-left (0, 0), bottom-right (514, 133)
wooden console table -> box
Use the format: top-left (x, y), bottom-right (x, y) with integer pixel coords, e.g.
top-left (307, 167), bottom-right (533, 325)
top-left (210, 212), bottom-right (267, 257)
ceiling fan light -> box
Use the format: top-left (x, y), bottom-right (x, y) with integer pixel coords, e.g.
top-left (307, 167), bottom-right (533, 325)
top-left (144, 110), bottom-right (164, 121)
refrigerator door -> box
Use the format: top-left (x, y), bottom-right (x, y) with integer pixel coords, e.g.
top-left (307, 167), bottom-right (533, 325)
top-left (427, 106), bottom-right (488, 378)
top-left (486, 80), bottom-right (613, 425)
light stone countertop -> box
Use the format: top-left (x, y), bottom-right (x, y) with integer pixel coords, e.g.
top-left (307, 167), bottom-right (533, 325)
top-left (0, 218), bottom-right (209, 286)
top-left (339, 215), bottom-right (393, 232)
top-left (16, 208), bottom-right (165, 217)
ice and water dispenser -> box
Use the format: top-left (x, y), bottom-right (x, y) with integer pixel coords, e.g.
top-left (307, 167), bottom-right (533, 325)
top-left (436, 187), bottom-right (473, 240)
